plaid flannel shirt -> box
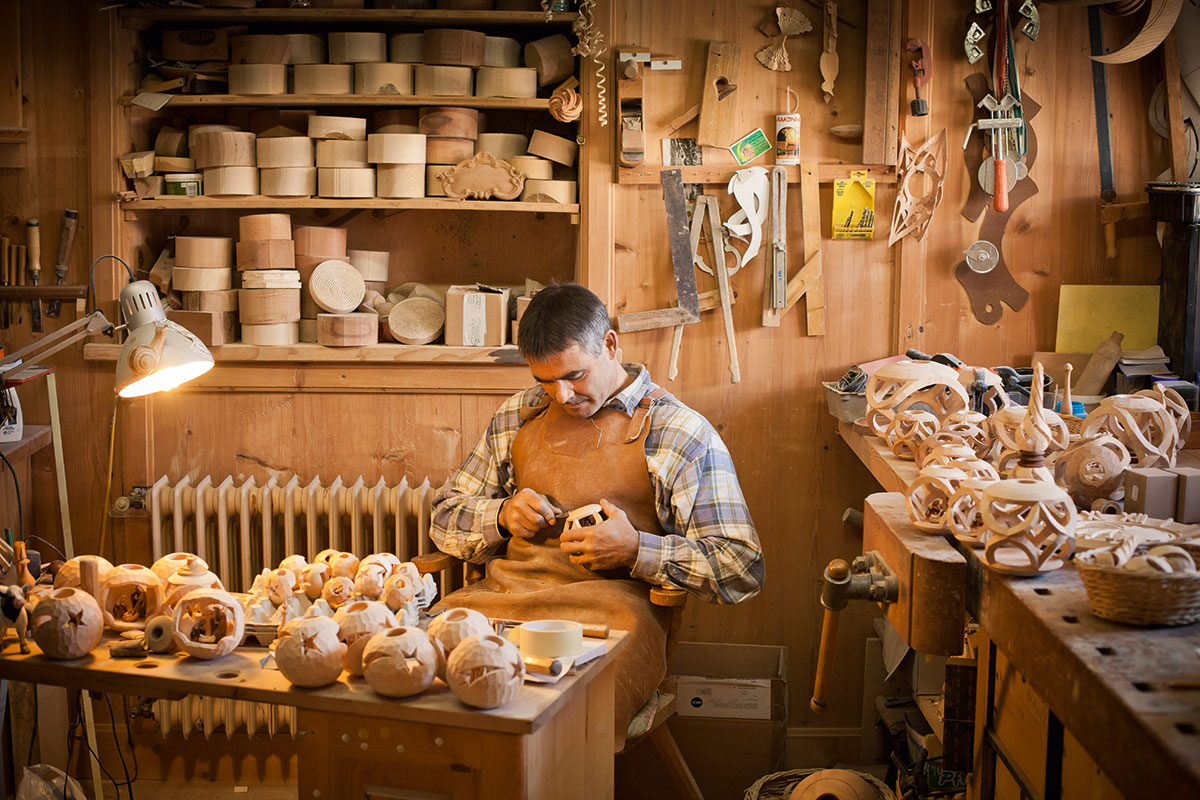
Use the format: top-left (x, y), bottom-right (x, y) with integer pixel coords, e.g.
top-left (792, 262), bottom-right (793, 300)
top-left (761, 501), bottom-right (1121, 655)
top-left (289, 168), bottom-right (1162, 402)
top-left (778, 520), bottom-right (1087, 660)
top-left (431, 365), bottom-right (764, 604)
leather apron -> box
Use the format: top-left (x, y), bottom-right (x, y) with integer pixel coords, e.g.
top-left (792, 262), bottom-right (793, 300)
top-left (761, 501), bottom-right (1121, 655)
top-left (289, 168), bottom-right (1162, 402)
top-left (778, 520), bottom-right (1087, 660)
top-left (441, 389), bottom-right (672, 747)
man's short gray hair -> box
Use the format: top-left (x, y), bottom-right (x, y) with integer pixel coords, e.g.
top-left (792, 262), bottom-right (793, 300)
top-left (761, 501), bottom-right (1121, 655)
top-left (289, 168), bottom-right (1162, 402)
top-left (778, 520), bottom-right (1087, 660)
top-left (517, 283), bottom-right (612, 359)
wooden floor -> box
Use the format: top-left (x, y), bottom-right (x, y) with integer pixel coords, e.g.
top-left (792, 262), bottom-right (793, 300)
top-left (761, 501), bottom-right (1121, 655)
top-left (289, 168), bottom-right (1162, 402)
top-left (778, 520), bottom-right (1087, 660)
top-left (121, 781), bottom-right (295, 799)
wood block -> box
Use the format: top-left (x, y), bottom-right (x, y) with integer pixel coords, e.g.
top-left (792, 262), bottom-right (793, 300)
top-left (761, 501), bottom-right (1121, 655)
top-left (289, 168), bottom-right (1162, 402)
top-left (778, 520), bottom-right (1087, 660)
top-left (347, 249), bottom-right (390, 282)
top-left (527, 130), bottom-right (576, 166)
top-left (373, 109), bottom-right (419, 134)
top-left (241, 322), bottom-right (299, 346)
top-left (316, 140), bottom-right (369, 168)
top-left (295, 255), bottom-right (326, 281)
top-left (167, 310), bottom-right (236, 347)
top-left (388, 297), bottom-right (445, 345)
top-left (237, 239), bottom-right (296, 271)
top-left (193, 131), bottom-right (257, 168)
top-left (251, 110), bottom-right (315, 138)
top-left (524, 34), bottom-right (574, 86)
top-left (228, 64), bottom-right (287, 96)
top-left (1126, 467), bottom-right (1179, 519)
top-left (510, 155), bottom-right (551, 179)
top-left (261, 167), bottom-right (317, 197)
top-left (134, 176), bottom-right (164, 199)
top-left (310, 259), bottom-right (367, 313)
top-left (308, 115), bottom-right (367, 141)
top-left (318, 312), bottom-right (378, 346)
top-left (1169, 467), bottom-right (1200, 523)
top-left (423, 28), bottom-right (486, 67)
top-left (239, 288), bottom-right (301, 324)
top-left (328, 32), bottom-right (387, 64)
top-left (299, 318), bottom-right (319, 343)
top-left (172, 267), bottom-right (232, 292)
top-left (257, 137), bottom-right (314, 168)
top-left (355, 63), bottom-right (414, 95)
top-left (317, 167), bottom-right (376, 198)
top-left (287, 33), bottom-right (326, 64)
top-left (367, 133), bottom-right (426, 164)
top-left (294, 224), bottom-right (348, 257)
top-left (483, 36), bottom-right (520, 68)
top-left (239, 213), bottom-right (292, 242)
top-left (176, 236), bottom-right (234, 269)
top-left (425, 164), bottom-right (452, 196)
top-left (388, 33), bottom-right (423, 63)
top-left (154, 127), bottom-right (188, 157)
top-left (520, 178), bottom-right (576, 204)
top-left (475, 133), bottom-right (528, 161)
top-left (475, 67), bottom-right (537, 98)
top-left (413, 65), bottom-right (473, 97)
top-left (162, 29), bottom-right (228, 62)
top-left (377, 164), bottom-right (425, 198)
top-left (183, 289), bottom-right (238, 313)
top-left (240, 269), bottom-right (302, 289)
top-left (697, 41), bottom-right (741, 147)
top-left (231, 34), bottom-right (291, 65)
top-left (187, 124), bottom-right (238, 152)
top-left (119, 150), bottom-right (155, 179)
top-left (154, 156), bottom-right (195, 173)
top-left (418, 107), bottom-right (479, 139)
top-left (292, 64), bottom-right (354, 95)
top-left (425, 137), bottom-right (474, 165)
top-left (202, 166), bottom-right (258, 196)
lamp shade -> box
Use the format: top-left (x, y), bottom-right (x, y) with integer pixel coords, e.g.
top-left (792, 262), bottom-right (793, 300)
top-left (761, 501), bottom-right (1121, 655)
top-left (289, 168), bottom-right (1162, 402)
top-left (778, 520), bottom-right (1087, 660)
top-left (114, 281), bottom-right (213, 397)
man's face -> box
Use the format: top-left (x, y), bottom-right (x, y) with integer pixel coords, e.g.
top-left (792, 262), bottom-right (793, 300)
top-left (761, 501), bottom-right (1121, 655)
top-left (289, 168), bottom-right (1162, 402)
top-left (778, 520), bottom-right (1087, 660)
top-left (527, 336), bottom-right (617, 418)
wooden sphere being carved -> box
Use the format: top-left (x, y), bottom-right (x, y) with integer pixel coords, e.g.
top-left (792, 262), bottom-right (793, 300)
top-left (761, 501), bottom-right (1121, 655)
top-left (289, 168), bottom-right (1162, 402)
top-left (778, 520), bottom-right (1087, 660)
top-left (427, 606), bottom-right (492, 654)
top-left (865, 360), bottom-right (967, 436)
top-left (980, 479), bottom-right (1077, 576)
top-left (382, 573), bottom-right (420, 612)
top-left (321, 576), bottom-right (356, 609)
top-left (354, 561), bottom-right (390, 599)
top-left (99, 564), bottom-right (165, 632)
top-left (335, 600), bottom-right (398, 675)
top-left (329, 551), bottom-right (361, 580)
top-left (274, 616), bottom-right (346, 688)
top-left (945, 478), bottom-right (1000, 548)
top-left (55, 556), bottom-right (114, 589)
top-left (1054, 434), bottom-right (1131, 509)
top-left (165, 557), bottom-right (225, 608)
top-left (446, 633), bottom-right (525, 709)
top-left (905, 465), bottom-right (969, 532)
top-left (266, 568), bottom-right (299, 606)
top-left (172, 588), bottom-right (245, 660)
top-left (362, 627), bottom-right (439, 698)
top-left (31, 588), bottom-right (104, 659)
top-left (277, 554), bottom-right (309, 584)
top-left (301, 562), bottom-right (331, 600)
top-left (884, 410), bottom-right (939, 460)
top-left (151, 552), bottom-right (202, 584)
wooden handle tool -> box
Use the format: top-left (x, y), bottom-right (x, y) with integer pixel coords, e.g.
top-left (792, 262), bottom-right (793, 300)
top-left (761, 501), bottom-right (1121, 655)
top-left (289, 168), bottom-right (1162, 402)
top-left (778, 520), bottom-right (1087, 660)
top-left (15, 244), bottom-right (24, 325)
top-left (993, 158), bottom-right (1010, 213)
top-left (26, 220), bottom-right (42, 332)
top-left (0, 236), bottom-right (8, 329)
top-left (46, 209), bottom-right (78, 318)
top-left (524, 655), bottom-right (564, 676)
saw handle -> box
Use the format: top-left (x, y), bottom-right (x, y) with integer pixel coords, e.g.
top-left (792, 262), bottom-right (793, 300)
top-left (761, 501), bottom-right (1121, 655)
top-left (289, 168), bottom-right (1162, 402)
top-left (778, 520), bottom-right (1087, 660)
top-left (993, 159), bottom-right (1010, 213)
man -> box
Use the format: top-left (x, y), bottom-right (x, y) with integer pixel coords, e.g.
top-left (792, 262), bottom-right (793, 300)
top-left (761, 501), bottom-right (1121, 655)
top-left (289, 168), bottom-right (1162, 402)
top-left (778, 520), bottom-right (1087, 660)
top-left (431, 283), bottom-right (763, 746)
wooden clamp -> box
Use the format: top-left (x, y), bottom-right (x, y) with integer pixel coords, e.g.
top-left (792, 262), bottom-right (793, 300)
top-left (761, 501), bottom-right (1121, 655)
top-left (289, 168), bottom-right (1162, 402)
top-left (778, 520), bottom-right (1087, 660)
top-left (616, 169), bottom-right (701, 333)
top-left (697, 42), bottom-right (740, 147)
top-left (1100, 200), bottom-right (1149, 260)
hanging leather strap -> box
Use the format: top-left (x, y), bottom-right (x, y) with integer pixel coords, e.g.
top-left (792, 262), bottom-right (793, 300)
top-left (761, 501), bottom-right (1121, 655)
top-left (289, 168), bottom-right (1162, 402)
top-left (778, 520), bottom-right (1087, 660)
top-left (625, 387), bottom-right (668, 443)
top-left (519, 396), bottom-right (552, 422)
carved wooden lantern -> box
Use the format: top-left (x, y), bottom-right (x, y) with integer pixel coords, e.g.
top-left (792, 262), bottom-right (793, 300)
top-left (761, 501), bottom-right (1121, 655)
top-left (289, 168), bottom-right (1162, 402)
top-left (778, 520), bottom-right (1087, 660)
top-left (31, 587), bottom-right (104, 659)
top-left (427, 607), bottom-right (492, 655)
top-left (151, 552), bottom-right (201, 584)
top-left (99, 564), bottom-right (165, 632)
top-left (938, 409), bottom-right (994, 460)
top-left (1054, 434), bottom-right (1131, 509)
top-left (1137, 384), bottom-right (1192, 445)
top-left (54, 556), bottom-right (114, 590)
top-left (274, 616), bottom-right (346, 688)
top-left (446, 633), bottom-right (525, 709)
top-left (172, 588), bottom-right (245, 660)
top-left (885, 410), bottom-right (940, 460)
top-left (314, 549), bottom-right (340, 566)
top-left (362, 627), bottom-right (439, 698)
top-left (354, 561), bottom-right (390, 600)
top-left (329, 552), bottom-right (360, 580)
top-left (865, 360), bottom-right (968, 435)
top-left (321, 576), bottom-right (356, 609)
top-left (265, 568), bottom-right (298, 606)
top-left (956, 366), bottom-right (1010, 415)
top-left (381, 573), bottom-right (420, 612)
top-left (1082, 394), bottom-right (1179, 468)
top-left (165, 556), bottom-right (224, 609)
top-left (906, 465), bottom-right (969, 532)
top-left (301, 562), bottom-right (331, 601)
top-left (334, 600), bottom-right (397, 676)
top-left (564, 503), bottom-right (606, 530)
top-left (980, 479), bottom-right (1077, 576)
top-left (945, 478), bottom-right (1000, 548)
top-left (277, 555), bottom-right (308, 584)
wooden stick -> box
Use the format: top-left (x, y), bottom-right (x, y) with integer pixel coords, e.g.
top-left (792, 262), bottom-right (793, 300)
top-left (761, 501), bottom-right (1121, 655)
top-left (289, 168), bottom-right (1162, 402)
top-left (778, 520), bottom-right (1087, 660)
top-left (523, 655), bottom-right (564, 676)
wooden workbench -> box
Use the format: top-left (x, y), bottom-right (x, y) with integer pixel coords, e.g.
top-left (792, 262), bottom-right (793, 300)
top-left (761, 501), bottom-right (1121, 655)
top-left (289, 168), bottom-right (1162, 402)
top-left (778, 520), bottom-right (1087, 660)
top-left (844, 422), bottom-right (1200, 799)
top-left (0, 631), bottom-right (626, 799)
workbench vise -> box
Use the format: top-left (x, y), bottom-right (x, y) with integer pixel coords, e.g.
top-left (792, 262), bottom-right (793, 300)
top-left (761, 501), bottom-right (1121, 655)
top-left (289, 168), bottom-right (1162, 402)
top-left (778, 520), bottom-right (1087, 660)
top-left (810, 552), bottom-right (898, 712)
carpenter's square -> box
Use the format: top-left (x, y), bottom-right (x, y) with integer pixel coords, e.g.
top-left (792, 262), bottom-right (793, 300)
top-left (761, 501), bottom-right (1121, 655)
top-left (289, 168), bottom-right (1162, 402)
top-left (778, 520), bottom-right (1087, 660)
top-left (46, 209), bottom-right (78, 318)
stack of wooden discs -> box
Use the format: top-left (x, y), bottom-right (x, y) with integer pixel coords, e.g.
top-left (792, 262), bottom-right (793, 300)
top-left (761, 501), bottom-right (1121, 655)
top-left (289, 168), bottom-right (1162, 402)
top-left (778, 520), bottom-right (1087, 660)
top-left (308, 115), bottom-right (374, 198)
top-left (347, 249), bottom-right (390, 295)
top-left (170, 235), bottom-right (237, 346)
top-left (367, 133), bottom-right (426, 198)
top-left (228, 34), bottom-right (289, 96)
top-left (522, 130), bottom-right (577, 203)
top-left (195, 129), bottom-right (258, 196)
top-left (237, 213), bottom-right (300, 345)
top-left (257, 132), bottom-right (316, 197)
top-left (419, 107), bottom-right (478, 196)
top-left (294, 225), bottom-right (348, 342)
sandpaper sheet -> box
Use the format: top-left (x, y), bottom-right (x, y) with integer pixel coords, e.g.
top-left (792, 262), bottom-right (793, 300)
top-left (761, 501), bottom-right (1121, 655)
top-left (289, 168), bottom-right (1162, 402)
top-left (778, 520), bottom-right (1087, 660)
top-left (1055, 284), bottom-right (1160, 353)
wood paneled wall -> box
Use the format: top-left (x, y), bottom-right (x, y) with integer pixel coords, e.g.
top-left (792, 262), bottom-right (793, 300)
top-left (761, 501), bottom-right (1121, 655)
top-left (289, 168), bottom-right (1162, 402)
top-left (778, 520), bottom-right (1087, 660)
top-left (0, 0), bottom-right (1169, 760)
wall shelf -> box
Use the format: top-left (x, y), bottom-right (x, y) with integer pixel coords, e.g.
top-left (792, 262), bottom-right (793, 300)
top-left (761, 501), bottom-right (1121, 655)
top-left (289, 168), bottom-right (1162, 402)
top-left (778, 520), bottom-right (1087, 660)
top-left (119, 9), bottom-right (578, 27)
top-left (122, 94), bottom-right (552, 111)
top-left (84, 342), bottom-right (524, 366)
top-left (120, 196), bottom-right (579, 216)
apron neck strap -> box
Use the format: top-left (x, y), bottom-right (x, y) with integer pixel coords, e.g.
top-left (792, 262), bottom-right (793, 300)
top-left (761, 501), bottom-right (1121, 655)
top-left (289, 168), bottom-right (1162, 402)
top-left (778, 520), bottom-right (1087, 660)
top-left (624, 387), bottom-right (668, 443)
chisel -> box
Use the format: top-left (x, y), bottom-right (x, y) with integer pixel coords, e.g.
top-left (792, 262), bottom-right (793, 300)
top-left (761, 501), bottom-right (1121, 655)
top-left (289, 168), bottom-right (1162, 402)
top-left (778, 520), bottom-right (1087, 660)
top-left (15, 244), bottom-right (24, 325)
top-left (0, 237), bottom-right (8, 329)
top-left (26, 219), bottom-right (42, 333)
top-left (46, 209), bottom-right (78, 318)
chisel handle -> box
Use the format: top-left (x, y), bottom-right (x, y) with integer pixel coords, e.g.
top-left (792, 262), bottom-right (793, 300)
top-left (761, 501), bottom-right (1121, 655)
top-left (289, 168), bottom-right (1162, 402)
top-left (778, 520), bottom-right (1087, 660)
top-left (993, 158), bottom-right (1010, 213)
top-left (55, 211), bottom-right (77, 274)
top-left (26, 220), bottom-right (40, 283)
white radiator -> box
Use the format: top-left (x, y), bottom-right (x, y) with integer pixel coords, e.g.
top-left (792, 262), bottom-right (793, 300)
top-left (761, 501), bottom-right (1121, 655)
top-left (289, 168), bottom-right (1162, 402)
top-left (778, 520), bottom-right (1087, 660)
top-left (148, 474), bottom-right (436, 592)
top-left (153, 696), bottom-right (297, 741)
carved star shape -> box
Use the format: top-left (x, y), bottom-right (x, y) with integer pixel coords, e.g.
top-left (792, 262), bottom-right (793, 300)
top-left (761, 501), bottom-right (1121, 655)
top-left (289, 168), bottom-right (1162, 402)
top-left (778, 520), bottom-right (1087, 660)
top-left (300, 633), bottom-right (320, 655)
top-left (66, 610), bottom-right (84, 629)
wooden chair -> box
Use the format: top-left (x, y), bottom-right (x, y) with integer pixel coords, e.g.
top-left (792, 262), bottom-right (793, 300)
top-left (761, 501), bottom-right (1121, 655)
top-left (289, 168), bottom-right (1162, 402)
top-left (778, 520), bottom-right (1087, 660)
top-left (413, 552), bottom-right (706, 800)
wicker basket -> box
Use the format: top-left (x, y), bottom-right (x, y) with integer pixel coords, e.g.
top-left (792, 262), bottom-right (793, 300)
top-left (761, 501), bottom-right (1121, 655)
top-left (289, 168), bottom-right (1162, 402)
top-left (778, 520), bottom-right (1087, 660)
top-left (1076, 561), bottom-right (1200, 626)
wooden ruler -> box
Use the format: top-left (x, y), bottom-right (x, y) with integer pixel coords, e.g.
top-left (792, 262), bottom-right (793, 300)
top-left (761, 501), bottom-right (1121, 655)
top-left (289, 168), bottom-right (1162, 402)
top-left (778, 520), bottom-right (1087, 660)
top-left (764, 163), bottom-right (825, 335)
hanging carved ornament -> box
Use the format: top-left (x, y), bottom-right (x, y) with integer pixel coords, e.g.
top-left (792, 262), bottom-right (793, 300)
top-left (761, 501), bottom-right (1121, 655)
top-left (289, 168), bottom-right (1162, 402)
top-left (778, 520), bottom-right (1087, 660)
top-left (754, 6), bottom-right (812, 72)
top-left (980, 479), bottom-right (1077, 576)
top-left (1080, 394), bottom-right (1179, 468)
top-left (437, 153), bottom-right (525, 201)
top-left (549, 85), bottom-right (583, 122)
top-left (756, 40), bottom-right (791, 72)
top-left (888, 129), bottom-right (948, 246)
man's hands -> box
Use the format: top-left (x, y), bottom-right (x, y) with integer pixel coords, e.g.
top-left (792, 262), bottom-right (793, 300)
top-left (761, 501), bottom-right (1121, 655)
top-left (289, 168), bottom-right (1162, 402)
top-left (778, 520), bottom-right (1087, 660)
top-left (499, 488), bottom-right (563, 539)
top-left (559, 498), bottom-right (640, 571)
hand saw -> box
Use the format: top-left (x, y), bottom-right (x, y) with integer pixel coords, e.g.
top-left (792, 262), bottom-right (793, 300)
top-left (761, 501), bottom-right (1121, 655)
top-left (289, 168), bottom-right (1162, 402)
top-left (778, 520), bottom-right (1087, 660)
top-left (1088, 6), bottom-right (1116, 203)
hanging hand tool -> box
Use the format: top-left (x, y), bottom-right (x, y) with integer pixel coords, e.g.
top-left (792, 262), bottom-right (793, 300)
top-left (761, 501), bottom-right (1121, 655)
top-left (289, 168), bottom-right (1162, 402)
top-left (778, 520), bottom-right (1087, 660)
top-left (767, 166), bottom-right (788, 310)
top-left (702, 195), bottom-right (740, 384)
top-left (0, 237), bottom-right (8, 329)
top-left (1087, 6), bottom-right (1116, 204)
top-left (963, 93), bottom-right (1022, 213)
top-left (15, 244), bottom-right (24, 325)
top-left (46, 209), bottom-right (78, 319)
top-left (907, 39), bottom-right (931, 117)
top-left (25, 220), bottom-right (42, 333)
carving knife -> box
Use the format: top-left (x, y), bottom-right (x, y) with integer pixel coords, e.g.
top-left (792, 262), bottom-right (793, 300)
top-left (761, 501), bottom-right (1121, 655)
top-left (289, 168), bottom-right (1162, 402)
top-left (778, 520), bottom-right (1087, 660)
top-left (26, 219), bottom-right (42, 333)
top-left (46, 209), bottom-right (78, 318)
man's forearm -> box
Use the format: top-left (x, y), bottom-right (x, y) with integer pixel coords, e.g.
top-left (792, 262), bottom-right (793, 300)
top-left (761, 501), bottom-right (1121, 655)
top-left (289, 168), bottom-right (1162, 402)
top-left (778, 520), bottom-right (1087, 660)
top-left (430, 487), bottom-right (508, 563)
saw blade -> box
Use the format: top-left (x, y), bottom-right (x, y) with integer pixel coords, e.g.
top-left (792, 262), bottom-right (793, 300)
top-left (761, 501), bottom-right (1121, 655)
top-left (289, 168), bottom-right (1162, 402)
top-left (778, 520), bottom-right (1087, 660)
top-left (1088, 6), bottom-right (1117, 202)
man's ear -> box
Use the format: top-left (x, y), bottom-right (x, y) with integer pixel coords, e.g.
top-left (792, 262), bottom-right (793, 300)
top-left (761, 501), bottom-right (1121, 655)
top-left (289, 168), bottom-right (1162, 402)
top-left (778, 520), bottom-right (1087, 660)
top-left (604, 329), bottom-right (619, 360)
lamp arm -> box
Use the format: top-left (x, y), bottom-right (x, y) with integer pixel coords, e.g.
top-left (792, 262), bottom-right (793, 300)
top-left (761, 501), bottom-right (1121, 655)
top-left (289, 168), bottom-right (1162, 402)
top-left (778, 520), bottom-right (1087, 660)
top-left (0, 310), bottom-right (115, 381)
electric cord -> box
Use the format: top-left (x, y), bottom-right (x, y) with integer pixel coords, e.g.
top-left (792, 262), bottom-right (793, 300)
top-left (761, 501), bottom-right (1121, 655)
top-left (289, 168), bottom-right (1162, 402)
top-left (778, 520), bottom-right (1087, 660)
top-left (26, 535), bottom-right (64, 562)
top-left (105, 693), bottom-right (135, 799)
top-left (87, 254), bottom-right (135, 314)
top-left (119, 695), bottom-right (140, 788)
top-left (0, 450), bottom-right (23, 542)
top-left (69, 692), bottom-right (126, 800)
top-left (26, 687), bottom-right (38, 768)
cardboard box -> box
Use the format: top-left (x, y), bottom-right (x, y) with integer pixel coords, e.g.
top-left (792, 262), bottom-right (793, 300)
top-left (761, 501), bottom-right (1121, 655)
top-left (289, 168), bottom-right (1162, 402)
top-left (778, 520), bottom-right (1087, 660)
top-left (444, 284), bottom-right (511, 347)
top-left (1169, 466), bottom-right (1200, 523)
top-left (1125, 467), bottom-right (1178, 519)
